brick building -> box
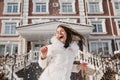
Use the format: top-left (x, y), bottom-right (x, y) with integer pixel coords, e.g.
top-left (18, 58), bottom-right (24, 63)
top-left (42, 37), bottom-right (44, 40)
top-left (0, 0), bottom-right (120, 57)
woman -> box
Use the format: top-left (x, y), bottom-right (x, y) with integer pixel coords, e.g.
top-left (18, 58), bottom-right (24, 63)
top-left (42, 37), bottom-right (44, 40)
top-left (38, 24), bottom-right (87, 80)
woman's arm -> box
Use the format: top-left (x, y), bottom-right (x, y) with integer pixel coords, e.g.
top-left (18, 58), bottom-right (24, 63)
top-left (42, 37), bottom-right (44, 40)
top-left (38, 45), bottom-right (52, 69)
top-left (72, 62), bottom-right (88, 73)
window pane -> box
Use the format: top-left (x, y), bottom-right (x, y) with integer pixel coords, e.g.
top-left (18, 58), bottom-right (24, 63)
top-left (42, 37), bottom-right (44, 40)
top-left (7, 6), bottom-right (12, 12)
top-left (92, 21), bottom-right (103, 32)
top-left (36, 3), bottom-right (46, 12)
top-left (4, 23), bottom-right (16, 34)
top-left (6, 44), bottom-right (12, 53)
top-left (62, 3), bottom-right (73, 12)
top-left (90, 42), bottom-right (109, 55)
top-left (4, 23), bottom-right (10, 34)
top-left (92, 24), bottom-right (97, 32)
top-left (13, 5), bottom-right (18, 12)
top-left (89, 2), bottom-right (100, 12)
top-left (98, 24), bottom-right (103, 32)
top-left (13, 44), bottom-right (18, 54)
top-left (98, 43), bottom-right (102, 53)
top-left (0, 45), bottom-right (5, 56)
top-left (114, 2), bottom-right (120, 9)
top-left (91, 42), bottom-right (97, 54)
top-left (103, 42), bottom-right (109, 55)
top-left (7, 3), bottom-right (18, 13)
top-left (118, 21), bottom-right (120, 29)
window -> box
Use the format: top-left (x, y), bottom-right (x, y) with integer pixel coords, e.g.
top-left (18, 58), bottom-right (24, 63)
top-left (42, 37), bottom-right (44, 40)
top-left (88, 1), bottom-right (103, 14)
top-left (0, 44), bottom-right (18, 56)
top-left (92, 21), bottom-right (103, 32)
top-left (114, 2), bottom-right (120, 10)
top-left (7, 3), bottom-right (18, 13)
top-left (32, 1), bottom-right (49, 14)
top-left (36, 3), bottom-right (46, 12)
top-left (61, 3), bottom-right (73, 13)
top-left (89, 2), bottom-right (100, 13)
top-left (90, 42), bottom-right (109, 55)
top-left (118, 21), bottom-right (120, 29)
top-left (3, 23), bottom-right (16, 34)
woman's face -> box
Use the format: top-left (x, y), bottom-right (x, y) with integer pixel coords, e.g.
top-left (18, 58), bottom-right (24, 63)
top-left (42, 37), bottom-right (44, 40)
top-left (56, 27), bottom-right (67, 43)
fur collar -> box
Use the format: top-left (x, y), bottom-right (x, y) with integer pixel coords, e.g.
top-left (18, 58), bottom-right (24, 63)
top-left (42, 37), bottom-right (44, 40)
top-left (51, 36), bottom-right (64, 47)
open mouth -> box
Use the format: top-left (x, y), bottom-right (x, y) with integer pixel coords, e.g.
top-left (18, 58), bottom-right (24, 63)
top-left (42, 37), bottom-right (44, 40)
top-left (59, 36), bottom-right (64, 39)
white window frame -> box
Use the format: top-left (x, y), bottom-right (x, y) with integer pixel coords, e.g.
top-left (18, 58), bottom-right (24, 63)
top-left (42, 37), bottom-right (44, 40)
top-left (112, 0), bottom-right (120, 16)
top-left (32, 0), bottom-right (49, 14)
top-left (87, 0), bottom-right (103, 14)
top-left (89, 19), bottom-right (107, 34)
top-left (89, 40), bottom-right (112, 56)
top-left (1, 20), bottom-right (19, 36)
top-left (32, 19), bottom-right (50, 24)
top-left (58, 19), bottom-right (77, 23)
top-left (114, 19), bottom-right (120, 35)
top-left (3, 0), bottom-right (21, 14)
top-left (59, 0), bottom-right (75, 14)
top-left (0, 41), bottom-right (18, 55)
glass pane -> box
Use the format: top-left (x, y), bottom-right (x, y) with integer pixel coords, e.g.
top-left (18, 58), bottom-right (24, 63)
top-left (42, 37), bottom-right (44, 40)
top-left (62, 3), bottom-right (72, 12)
top-left (13, 44), bottom-right (18, 54)
top-left (91, 42), bottom-right (97, 54)
top-left (7, 6), bottom-right (12, 12)
top-left (36, 4), bottom-right (40, 12)
top-left (89, 2), bottom-right (99, 12)
top-left (7, 3), bottom-right (18, 13)
top-left (13, 5), bottom-right (18, 12)
top-left (92, 24), bottom-right (97, 32)
top-left (0, 45), bottom-right (5, 56)
top-left (118, 21), bottom-right (120, 29)
top-left (98, 24), bottom-right (103, 32)
top-left (115, 2), bottom-right (119, 9)
top-left (103, 42), bottom-right (109, 55)
top-left (98, 43), bottom-right (102, 54)
top-left (11, 23), bottom-right (16, 34)
top-left (5, 23), bottom-right (10, 34)
top-left (42, 5), bottom-right (46, 12)
top-left (36, 3), bottom-right (46, 12)
top-left (6, 44), bottom-right (12, 53)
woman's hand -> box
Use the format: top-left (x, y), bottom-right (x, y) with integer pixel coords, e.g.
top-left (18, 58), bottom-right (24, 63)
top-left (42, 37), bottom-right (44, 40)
top-left (40, 46), bottom-right (48, 59)
top-left (77, 62), bottom-right (88, 71)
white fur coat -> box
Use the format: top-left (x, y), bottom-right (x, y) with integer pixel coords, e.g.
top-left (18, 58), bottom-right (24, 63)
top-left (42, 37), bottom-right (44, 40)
top-left (38, 36), bottom-right (79, 80)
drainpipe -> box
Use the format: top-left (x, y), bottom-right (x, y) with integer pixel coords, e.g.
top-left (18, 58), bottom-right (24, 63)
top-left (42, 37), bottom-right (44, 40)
top-left (107, 0), bottom-right (117, 52)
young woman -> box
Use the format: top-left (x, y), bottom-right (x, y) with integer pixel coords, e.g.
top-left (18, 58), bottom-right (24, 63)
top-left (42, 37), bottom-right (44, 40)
top-left (38, 24), bottom-right (87, 80)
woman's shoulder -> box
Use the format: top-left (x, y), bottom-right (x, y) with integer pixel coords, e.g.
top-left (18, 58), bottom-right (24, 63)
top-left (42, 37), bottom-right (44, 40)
top-left (70, 41), bottom-right (79, 50)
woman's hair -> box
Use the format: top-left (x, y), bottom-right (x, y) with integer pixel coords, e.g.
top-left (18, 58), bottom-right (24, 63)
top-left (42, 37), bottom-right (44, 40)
top-left (57, 24), bottom-right (85, 50)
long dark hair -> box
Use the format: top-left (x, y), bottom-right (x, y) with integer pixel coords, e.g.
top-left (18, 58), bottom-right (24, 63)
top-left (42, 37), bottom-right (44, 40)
top-left (57, 24), bottom-right (85, 50)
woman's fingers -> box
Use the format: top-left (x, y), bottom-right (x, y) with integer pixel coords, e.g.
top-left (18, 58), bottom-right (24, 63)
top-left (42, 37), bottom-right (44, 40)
top-left (40, 46), bottom-right (48, 58)
top-left (40, 46), bottom-right (48, 53)
top-left (78, 62), bottom-right (88, 71)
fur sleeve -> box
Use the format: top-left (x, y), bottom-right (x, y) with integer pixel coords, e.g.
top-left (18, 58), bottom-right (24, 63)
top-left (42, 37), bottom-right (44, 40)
top-left (38, 45), bottom-right (52, 69)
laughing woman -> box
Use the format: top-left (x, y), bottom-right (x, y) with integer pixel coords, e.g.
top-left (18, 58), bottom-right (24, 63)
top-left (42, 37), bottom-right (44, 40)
top-left (38, 24), bottom-right (87, 80)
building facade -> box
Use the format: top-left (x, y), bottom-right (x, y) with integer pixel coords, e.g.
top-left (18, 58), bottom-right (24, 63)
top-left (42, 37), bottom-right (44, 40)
top-left (0, 0), bottom-right (120, 57)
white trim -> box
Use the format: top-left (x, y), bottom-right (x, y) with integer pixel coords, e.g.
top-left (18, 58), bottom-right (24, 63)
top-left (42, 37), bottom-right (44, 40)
top-left (1, 20), bottom-right (20, 36)
top-left (32, 0), bottom-right (49, 14)
top-left (3, 0), bottom-right (21, 14)
top-left (32, 19), bottom-right (50, 24)
top-left (114, 19), bottom-right (120, 35)
top-left (58, 19), bottom-right (77, 23)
